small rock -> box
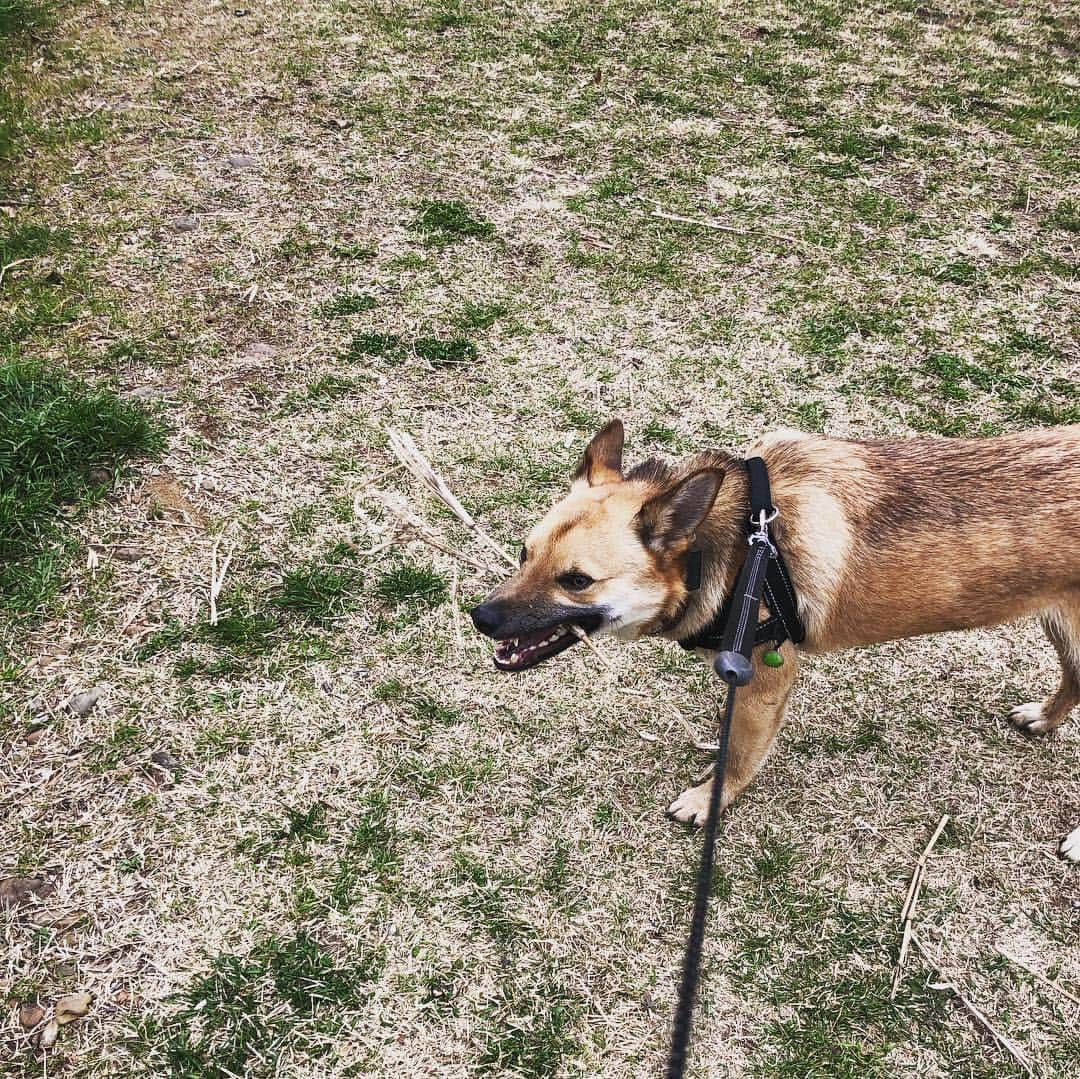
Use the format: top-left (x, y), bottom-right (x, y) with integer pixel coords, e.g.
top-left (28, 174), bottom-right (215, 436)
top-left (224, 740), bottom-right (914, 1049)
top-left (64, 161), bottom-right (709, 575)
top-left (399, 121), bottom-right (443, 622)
top-left (29, 909), bottom-right (86, 932)
top-left (169, 215), bottom-right (198, 233)
top-left (37, 1019), bottom-right (59, 1050)
top-left (150, 749), bottom-right (180, 771)
top-left (225, 153), bottom-right (258, 170)
top-left (23, 727), bottom-right (45, 745)
top-left (0, 877), bottom-right (54, 910)
top-left (112, 547), bottom-right (151, 562)
top-left (67, 689), bottom-right (101, 716)
top-left (129, 386), bottom-right (167, 402)
top-left (56, 991), bottom-right (93, 1025)
top-left (18, 1002), bottom-right (45, 1029)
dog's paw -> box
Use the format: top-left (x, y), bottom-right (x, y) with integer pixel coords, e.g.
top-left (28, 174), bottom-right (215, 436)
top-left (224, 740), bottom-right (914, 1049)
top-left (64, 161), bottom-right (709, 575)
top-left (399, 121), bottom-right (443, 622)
top-left (666, 782), bottom-right (712, 828)
top-left (1059, 826), bottom-right (1080, 863)
top-left (1009, 702), bottom-right (1054, 735)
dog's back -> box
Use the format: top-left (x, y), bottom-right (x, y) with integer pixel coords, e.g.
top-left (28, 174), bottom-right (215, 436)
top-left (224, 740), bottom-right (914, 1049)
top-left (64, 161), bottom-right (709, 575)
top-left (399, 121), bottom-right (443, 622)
top-left (758, 426), bottom-right (1080, 650)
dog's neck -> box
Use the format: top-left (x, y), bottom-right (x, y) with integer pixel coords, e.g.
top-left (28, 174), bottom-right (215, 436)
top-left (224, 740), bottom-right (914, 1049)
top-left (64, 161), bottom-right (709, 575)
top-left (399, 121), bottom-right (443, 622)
top-left (656, 458), bottom-right (752, 642)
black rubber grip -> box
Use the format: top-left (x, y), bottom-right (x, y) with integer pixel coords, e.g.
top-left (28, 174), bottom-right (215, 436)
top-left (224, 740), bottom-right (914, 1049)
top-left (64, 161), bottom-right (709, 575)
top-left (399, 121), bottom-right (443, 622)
top-left (713, 650), bottom-right (753, 686)
top-left (714, 539), bottom-right (771, 685)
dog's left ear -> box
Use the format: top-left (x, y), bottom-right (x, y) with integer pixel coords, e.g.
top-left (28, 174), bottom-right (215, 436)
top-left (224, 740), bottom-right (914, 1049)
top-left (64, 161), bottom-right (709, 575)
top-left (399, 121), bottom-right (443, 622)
top-left (636, 468), bottom-right (724, 551)
top-left (573, 419), bottom-right (624, 487)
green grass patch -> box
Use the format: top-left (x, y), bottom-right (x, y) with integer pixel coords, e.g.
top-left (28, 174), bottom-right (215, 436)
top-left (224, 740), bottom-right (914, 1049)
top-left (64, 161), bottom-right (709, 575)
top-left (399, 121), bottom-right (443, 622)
top-left (1044, 198), bottom-right (1080, 232)
top-left (373, 562), bottom-right (448, 620)
top-left (342, 333), bottom-right (478, 366)
top-left (410, 198), bottom-right (495, 244)
top-left (414, 336), bottom-right (478, 366)
top-left (0, 362), bottom-right (163, 619)
top-left (0, 222), bottom-right (81, 350)
top-left (324, 792), bottom-right (398, 909)
top-left (342, 332), bottom-right (405, 361)
top-left (477, 976), bottom-right (582, 1076)
top-left (454, 300), bottom-right (507, 332)
top-left (129, 931), bottom-right (383, 1077)
top-left (314, 290), bottom-right (377, 319)
top-left (273, 546), bottom-right (363, 625)
top-left (203, 606), bottom-right (280, 653)
top-left (0, 0), bottom-right (54, 43)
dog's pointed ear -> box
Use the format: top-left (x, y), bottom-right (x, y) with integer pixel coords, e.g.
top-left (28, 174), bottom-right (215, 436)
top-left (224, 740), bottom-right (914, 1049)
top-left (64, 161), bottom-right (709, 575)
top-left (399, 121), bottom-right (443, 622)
top-left (636, 468), bottom-right (724, 551)
top-left (573, 419), bottom-right (624, 487)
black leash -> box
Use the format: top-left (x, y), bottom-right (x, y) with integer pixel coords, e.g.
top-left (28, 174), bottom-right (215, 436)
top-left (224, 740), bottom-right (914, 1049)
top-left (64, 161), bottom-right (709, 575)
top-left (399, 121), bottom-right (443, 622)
top-left (664, 684), bottom-right (736, 1079)
top-left (665, 457), bottom-right (796, 1079)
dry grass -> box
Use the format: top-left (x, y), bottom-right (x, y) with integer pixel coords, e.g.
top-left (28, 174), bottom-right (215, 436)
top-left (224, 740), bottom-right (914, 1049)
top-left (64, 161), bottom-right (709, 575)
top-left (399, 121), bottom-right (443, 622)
top-left (2, 1), bottom-right (1079, 1076)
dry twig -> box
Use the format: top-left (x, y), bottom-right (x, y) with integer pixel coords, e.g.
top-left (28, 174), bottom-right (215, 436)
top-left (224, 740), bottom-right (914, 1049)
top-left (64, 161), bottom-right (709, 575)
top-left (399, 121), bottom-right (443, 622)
top-left (208, 538), bottom-right (234, 626)
top-left (0, 256), bottom-right (31, 287)
top-left (996, 947), bottom-right (1080, 1014)
top-left (377, 498), bottom-right (504, 577)
top-left (385, 428), bottom-right (517, 569)
top-left (646, 204), bottom-right (801, 246)
top-left (912, 935), bottom-right (1037, 1077)
top-left (891, 813), bottom-right (949, 997)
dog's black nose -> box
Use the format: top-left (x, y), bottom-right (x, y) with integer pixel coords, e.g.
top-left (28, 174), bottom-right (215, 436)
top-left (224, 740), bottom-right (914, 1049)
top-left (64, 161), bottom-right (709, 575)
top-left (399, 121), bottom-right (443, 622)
top-left (470, 602), bottom-right (503, 638)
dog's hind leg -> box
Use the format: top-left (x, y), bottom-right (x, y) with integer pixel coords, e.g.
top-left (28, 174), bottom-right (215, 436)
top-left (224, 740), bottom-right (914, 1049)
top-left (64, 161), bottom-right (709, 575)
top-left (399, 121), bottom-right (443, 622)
top-left (1010, 593), bottom-right (1080, 736)
top-left (666, 641), bottom-right (799, 827)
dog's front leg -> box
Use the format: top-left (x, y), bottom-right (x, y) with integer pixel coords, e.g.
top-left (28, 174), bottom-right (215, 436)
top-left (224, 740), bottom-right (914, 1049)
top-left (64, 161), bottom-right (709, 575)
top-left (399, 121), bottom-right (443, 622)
top-left (667, 641), bottom-right (799, 827)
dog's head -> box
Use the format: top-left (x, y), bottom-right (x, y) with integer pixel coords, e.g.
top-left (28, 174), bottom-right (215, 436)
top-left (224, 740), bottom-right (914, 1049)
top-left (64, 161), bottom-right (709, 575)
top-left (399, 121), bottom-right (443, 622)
top-left (470, 420), bottom-right (727, 671)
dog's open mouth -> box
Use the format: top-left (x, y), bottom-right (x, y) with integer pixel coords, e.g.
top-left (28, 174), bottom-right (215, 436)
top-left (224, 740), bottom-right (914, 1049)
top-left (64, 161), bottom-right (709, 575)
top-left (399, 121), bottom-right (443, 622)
top-left (492, 614), bottom-right (603, 672)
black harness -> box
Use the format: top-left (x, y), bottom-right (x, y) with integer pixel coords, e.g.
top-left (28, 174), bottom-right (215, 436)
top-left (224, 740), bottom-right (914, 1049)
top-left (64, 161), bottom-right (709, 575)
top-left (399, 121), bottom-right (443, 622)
top-left (677, 456), bottom-right (806, 655)
top-left (664, 455), bottom-right (805, 1079)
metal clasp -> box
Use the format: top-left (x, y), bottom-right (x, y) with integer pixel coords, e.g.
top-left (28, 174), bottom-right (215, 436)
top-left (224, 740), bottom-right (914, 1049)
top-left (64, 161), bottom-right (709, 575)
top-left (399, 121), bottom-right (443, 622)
top-left (748, 508), bottom-right (778, 548)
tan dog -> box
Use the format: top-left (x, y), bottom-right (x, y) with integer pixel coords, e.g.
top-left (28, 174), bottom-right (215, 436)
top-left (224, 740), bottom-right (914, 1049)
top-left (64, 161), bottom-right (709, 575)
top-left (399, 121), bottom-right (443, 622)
top-left (470, 420), bottom-right (1080, 861)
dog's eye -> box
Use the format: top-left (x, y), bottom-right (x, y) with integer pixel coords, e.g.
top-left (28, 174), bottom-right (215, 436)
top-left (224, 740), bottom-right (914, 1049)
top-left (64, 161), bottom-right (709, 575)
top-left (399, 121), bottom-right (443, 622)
top-left (558, 571), bottom-right (594, 592)
top-left (519, 545), bottom-right (527, 566)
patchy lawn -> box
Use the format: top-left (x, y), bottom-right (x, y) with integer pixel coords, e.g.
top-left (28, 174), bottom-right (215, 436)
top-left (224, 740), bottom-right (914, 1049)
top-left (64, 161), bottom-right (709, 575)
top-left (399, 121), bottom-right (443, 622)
top-left (2, 1), bottom-right (1078, 1077)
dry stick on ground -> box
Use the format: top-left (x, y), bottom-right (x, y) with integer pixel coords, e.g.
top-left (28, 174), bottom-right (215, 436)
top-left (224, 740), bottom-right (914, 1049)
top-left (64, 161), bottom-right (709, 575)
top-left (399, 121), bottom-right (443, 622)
top-left (208, 538), bottom-right (234, 626)
top-left (645, 203), bottom-right (802, 246)
top-left (382, 428), bottom-right (615, 672)
top-left (376, 498), bottom-right (506, 577)
top-left (891, 813), bottom-right (950, 998)
top-left (996, 946), bottom-right (1080, 1016)
top-left (912, 934), bottom-right (1037, 1078)
top-left (386, 429), bottom-right (517, 570)
top-left (0, 257), bottom-right (31, 287)
top-left (353, 462), bottom-right (406, 496)
top-left (450, 565), bottom-right (464, 651)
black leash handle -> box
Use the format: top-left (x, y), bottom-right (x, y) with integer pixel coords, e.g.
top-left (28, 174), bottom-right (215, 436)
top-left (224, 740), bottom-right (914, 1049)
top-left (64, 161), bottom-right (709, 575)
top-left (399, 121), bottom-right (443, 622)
top-left (713, 536), bottom-right (772, 686)
top-left (664, 685), bottom-right (736, 1079)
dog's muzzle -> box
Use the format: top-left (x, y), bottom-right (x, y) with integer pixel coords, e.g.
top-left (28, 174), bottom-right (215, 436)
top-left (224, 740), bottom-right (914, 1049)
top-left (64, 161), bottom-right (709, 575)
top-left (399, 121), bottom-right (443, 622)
top-left (469, 600), bottom-right (605, 671)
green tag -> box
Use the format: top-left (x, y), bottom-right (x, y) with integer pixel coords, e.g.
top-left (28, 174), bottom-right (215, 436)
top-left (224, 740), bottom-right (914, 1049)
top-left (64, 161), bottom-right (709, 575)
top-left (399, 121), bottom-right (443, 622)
top-left (763, 649), bottom-right (784, 668)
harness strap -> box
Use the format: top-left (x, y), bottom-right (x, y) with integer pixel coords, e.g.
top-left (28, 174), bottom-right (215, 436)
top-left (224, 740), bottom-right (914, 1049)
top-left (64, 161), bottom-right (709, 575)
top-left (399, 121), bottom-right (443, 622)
top-left (745, 454), bottom-right (775, 520)
top-left (679, 456), bottom-right (805, 653)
